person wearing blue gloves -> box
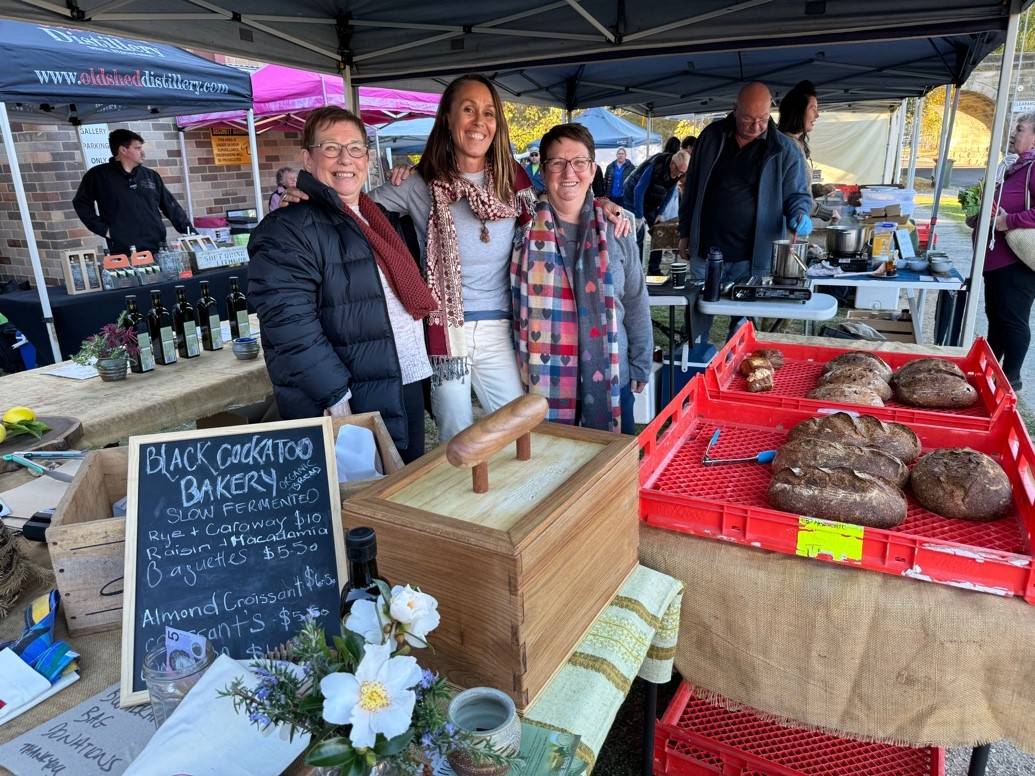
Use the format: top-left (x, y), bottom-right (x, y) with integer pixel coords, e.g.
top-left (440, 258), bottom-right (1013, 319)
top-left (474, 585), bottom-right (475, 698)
top-left (678, 82), bottom-right (811, 290)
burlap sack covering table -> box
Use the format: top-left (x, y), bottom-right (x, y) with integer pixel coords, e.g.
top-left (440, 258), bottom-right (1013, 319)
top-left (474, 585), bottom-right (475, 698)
top-left (640, 332), bottom-right (1035, 754)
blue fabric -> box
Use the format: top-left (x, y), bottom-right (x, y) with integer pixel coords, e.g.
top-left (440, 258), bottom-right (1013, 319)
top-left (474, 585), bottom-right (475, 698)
top-left (610, 165), bottom-right (625, 197)
top-left (628, 164), bottom-right (654, 219)
top-left (524, 162), bottom-right (545, 193)
top-left (0, 590), bottom-right (78, 684)
top-left (620, 383), bottom-right (635, 435)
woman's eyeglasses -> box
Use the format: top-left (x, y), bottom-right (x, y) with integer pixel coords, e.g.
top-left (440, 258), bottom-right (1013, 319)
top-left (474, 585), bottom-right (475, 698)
top-left (309, 141), bottom-right (368, 159)
top-left (543, 157), bottom-right (593, 173)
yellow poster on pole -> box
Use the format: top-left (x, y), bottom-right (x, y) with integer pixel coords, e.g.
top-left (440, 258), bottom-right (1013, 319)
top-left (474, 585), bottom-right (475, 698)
top-left (210, 127), bottom-right (251, 166)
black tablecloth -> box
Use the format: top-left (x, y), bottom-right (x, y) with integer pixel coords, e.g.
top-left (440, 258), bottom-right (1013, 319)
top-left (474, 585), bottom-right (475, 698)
top-left (0, 267), bottom-right (251, 366)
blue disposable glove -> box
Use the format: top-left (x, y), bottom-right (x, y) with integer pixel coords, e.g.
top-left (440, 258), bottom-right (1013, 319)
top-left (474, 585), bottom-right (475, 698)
top-left (790, 212), bottom-right (813, 237)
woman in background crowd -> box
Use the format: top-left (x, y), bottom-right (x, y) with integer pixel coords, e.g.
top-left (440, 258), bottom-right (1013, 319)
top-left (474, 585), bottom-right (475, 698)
top-left (778, 80), bottom-right (839, 222)
top-left (512, 123), bottom-right (652, 434)
top-left (268, 166), bottom-right (296, 212)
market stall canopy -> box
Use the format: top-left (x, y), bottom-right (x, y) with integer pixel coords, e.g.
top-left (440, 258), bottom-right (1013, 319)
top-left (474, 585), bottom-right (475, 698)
top-left (374, 117), bottom-right (435, 155)
top-left (0, 19), bottom-right (251, 124)
top-left (0, 1), bottom-right (1025, 88)
top-left (555, 107), bottom-right (660, 148)
top-left (176, 65), bottom-right (439, 133)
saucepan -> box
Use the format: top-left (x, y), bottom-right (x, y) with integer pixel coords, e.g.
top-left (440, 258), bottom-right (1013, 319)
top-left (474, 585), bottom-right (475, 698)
top-left (825, 224), bottom-right (867, 256)
top-left (771, 239), bottom-right (808, 282)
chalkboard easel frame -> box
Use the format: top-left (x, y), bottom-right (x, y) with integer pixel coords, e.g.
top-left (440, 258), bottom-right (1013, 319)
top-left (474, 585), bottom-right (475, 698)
top-left (119, 417), bottom-right (345, 706)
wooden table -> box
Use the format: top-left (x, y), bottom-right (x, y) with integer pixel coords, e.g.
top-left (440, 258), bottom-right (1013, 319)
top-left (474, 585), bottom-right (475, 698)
top-left (0, 317), bottom-right (272, 450)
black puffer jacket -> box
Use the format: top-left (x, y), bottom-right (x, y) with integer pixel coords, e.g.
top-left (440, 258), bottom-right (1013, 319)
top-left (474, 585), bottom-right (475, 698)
top-left (248, 171), bottom-right (412, 448)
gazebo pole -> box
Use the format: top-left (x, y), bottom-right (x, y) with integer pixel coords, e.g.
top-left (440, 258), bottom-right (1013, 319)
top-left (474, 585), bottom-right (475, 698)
top-left (246, 109), bottom-right (264, 219)
top-left (963, 9), bottom-right (1022, 347)
top-left (905, 95), bottom-right (924, 191)
top-left (0, 102), bottom-right (62, 363)
top-left (646, 108), bottom-right (653, 158)
top-left (928, 84), bottom-right (961, 246)
top-left (177, 129), bottom-right (195, 224)
top-left (892, 100), bottom-right (907, 184)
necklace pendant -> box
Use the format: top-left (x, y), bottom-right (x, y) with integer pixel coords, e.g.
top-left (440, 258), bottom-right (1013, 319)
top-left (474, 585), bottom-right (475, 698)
top-left (480, 223), bottom-right (490, 243)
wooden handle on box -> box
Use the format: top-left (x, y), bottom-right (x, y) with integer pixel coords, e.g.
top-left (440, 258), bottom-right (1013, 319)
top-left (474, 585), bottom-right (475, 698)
top-left (445, 395), bottom-right (549, 493)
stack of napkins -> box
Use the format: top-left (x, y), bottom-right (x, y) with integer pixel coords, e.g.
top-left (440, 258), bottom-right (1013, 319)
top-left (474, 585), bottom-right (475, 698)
top-left (0, 648), bottom-right (79, 725)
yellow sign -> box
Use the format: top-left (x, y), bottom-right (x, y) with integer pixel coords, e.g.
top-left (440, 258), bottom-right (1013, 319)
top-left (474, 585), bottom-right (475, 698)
top-left (210, 127), bottom-right (251, 166)
top-left (795, 516), bottom-right (864, 562)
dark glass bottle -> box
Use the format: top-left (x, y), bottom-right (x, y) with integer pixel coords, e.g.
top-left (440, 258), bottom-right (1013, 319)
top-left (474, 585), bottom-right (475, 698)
top-left (124, 295), bottom-right (155, 373)
top-left (196, 280), bottom-right (223, 350)
top-left (339, 527), bottom-right (388, 620)
top-left (147, 289), bottom-right (178, 365)
top-left (226, 276), bottom-right (250, 339)
top-left (172, 285), bottom-right (201, 358)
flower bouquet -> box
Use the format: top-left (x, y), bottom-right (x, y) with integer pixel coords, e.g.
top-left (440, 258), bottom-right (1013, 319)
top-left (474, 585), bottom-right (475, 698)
top-left (220, 582), bottom-right (518, 776)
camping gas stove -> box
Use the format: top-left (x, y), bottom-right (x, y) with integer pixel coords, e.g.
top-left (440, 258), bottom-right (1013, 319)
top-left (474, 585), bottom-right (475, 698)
top-left (730, 276), bottom-right (812, 302)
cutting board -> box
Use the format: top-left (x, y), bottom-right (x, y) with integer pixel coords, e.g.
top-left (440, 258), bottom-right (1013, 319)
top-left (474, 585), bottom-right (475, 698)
top-left (0, 416), bottom-right (83, 473)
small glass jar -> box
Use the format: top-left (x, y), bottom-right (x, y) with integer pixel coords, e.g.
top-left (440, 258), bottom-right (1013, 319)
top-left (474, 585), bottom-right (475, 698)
top-left (141, 640), bottom-right (216, 727)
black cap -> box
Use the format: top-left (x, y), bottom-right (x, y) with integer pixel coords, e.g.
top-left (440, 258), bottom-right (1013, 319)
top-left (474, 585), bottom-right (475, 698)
top-left (346, 527), bottom-right (377, 562)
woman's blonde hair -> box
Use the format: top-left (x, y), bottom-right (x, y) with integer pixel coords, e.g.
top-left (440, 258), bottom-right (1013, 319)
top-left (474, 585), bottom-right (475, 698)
top-left (415, 74), bottom-right (516, 201)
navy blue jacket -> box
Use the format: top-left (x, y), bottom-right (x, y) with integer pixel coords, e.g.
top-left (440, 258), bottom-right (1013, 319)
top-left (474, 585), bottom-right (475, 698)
top-left (679, 114), bottom-right (811, 276)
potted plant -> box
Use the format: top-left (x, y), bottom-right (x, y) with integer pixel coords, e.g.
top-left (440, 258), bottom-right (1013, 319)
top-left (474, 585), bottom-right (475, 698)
top-left (73, 316), bottom-right (139, 382)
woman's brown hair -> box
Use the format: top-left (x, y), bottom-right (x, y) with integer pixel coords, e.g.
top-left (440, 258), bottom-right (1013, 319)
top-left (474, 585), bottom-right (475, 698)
top-left (415, 74), bottom-right (516, 201)
top-left (300, 106), bottom-right (365, 151)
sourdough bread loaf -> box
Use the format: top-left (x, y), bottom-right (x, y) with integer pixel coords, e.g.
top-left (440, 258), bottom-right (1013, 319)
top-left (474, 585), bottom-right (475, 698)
top-left (772, 438), bottom-right (909, 488)
top-left (818, 366), bottom-right (893, 401)
top-left (806, 383), bottom-right (885, 407)
top-left (787, 413), bottom-right (921, 463)
top-left (891, 358), bottom-right (966, 386)
top-left (822, 352), bottom-right (892, 382)
top-left (893, 371), bottom-right (978, 408)
top-left (767, 466), bottom-right (907, 528)
top-left (910, 448), bottom-right (1012, 521)
top-left (740, 355), bottom-right (773, 376)
top-left (752, 349), bottom-right (784, 370)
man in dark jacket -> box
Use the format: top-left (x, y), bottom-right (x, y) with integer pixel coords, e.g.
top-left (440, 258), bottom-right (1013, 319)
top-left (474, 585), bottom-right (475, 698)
top-left (603, 147), bottom-right (635, 205)
top-left (624, 149), bottom-right (690, 256)
top-left (73, 129), bottom-right (191, 255)
top-left (524, 149), bottom-right (545, 194)
top-left (247, 170), bottom-right (411, 449)
top-left (678, 82), bottom-right (812, 284)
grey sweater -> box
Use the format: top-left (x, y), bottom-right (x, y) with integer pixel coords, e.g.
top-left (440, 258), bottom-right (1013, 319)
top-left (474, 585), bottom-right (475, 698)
top-left (371, 170), bottom-right (514, 317)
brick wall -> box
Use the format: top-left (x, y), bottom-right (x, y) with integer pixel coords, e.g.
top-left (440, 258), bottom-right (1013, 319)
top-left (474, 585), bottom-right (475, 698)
top-left (0, 118), bottom-right (305, 284)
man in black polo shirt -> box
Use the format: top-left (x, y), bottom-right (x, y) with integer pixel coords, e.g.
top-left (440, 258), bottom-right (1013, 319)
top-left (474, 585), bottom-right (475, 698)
top-left (73, 129), bottom-right (192, 256)
top-left (678, 82), bottom-right (811, 287)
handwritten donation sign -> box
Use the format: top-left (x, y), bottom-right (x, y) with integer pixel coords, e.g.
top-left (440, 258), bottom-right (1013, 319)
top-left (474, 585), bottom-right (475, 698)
top-left (120, 418), bottom-right (344, 706)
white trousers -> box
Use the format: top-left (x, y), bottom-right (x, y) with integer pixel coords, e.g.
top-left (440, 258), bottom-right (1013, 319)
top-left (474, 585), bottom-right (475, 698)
top-left (431, 319), bottom-right (525, 443)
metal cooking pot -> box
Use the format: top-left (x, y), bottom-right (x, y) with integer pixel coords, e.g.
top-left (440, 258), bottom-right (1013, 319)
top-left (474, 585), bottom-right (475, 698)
top-left (771, 239), bottom-right (808, 281)
top-left (825, 224), bottom-right (867, 256)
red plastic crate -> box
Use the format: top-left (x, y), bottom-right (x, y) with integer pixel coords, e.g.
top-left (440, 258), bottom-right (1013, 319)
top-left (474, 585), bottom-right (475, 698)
top-left (638, 376), bottom-right (1035, 603)
top-left (704, 323), bottom-right (1014, 434)
top-left (655, 682), bottom-right (945, 776)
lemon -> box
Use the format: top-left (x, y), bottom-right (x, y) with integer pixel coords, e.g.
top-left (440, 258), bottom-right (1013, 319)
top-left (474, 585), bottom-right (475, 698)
top-left (3, 406), bottom-right (36, 425)
top-left (0, 425), bottom-right (5, 444)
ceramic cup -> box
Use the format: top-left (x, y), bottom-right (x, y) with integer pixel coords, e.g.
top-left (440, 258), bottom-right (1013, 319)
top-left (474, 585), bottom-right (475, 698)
top-left (446, 687), bottom-right (521, 776)
top-left (232, 336), bottom-right (260, 360)
top-left (669, 261), bottom-right (688, 290)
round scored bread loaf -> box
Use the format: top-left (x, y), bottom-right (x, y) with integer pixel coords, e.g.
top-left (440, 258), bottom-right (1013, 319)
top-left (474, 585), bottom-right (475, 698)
top-left (822, 351), bottom-right (892, 382)
top-left (787, 413), bottom-right (921, 463)
top-left (893, 371), bottom-right (978, 409)
top-left (767, 466), bottom-right (907, 528)
top-left (910, 448), bottom-right (1012, 521)
top-left (752, 349), bottom-right (784, 370)
top-left (772, 438), bottom-right (909, 488)
top-left (817, 366), bottom-right (893, 401)
top-left (806, 383), bottom-right (885, 407)
top-left (891, 358), bottom-right (966, 386)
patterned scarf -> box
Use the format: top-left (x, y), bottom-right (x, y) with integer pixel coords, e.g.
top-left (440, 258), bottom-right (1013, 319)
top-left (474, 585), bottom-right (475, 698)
top-left (424, 163), bottom-right (536, 382)
top-left (341, 193), bottom-right (437, 319)
top-left (512, 193), bottom-right (620, 431)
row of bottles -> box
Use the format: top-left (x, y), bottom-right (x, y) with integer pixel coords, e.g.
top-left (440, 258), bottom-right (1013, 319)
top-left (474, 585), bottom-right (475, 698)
top-left (122, 276), bottom-right (249, 373)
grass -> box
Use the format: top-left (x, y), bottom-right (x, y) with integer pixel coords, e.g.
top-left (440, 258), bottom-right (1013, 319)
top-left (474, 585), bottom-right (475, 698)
top-left (913, 192), bottom-right (966, 223)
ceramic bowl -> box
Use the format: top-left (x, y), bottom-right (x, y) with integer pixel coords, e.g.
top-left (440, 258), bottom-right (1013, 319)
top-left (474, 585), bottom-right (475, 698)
top-left (447, 687), bottom-right (521, 776)
top-left (907, 259), bottom-right (928, 272)
top-left (894, 258), bottom-right (910, 269)
top-left (232, 337), bottom-right (260, 360)
top-left (929, 259), bottom-right (952, 273)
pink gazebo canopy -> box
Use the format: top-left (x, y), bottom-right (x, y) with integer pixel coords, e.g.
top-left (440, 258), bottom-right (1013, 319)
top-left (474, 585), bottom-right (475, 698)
top-left (177, 64), bottom-right (440, 132)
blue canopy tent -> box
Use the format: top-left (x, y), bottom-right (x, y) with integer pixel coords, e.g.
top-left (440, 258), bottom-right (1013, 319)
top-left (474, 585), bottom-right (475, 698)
top-left (373, 116), bottom-right (435, 156)
top-left (526, 107), bottom-right (660, 153)
top-left (0, 20), bottom-right (251, 361)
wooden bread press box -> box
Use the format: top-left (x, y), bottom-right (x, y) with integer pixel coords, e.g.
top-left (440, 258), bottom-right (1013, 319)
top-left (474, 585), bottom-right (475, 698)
top-left (341, 395), bottom-right (640, 710)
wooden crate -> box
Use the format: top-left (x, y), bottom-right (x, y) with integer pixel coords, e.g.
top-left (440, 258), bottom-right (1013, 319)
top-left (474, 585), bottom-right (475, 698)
top-left (48, 447), bottom-right (128, 635)
top-left (846, 309), bottom-right (916, 343)
top-left (342, 420), bottom-right (639, 710)
top-left (61, 248), bottom-right (103, 295)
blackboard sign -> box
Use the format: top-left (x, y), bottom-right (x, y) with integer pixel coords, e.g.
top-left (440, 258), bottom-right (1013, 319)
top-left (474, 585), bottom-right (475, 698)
top-left (120, 418), bottom-right (344, 706)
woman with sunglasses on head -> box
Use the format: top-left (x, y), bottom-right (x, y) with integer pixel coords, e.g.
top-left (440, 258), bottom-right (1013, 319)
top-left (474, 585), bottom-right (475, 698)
top-left (512, 123), bottom-right (652, 435)
top-left (278, 74), bottom-right (629, 443)
top-left (248, 107), bottom-right (437, 463)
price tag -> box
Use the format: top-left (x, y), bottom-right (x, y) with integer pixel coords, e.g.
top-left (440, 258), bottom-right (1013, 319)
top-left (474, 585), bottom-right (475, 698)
top-left (795, 516), bottom-right (864, 562)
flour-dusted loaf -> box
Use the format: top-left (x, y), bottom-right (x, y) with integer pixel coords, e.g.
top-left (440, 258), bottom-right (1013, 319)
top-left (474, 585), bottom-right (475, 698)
top-left (740, 355), bottom-right (773, 376)
top-left (745, 367), bottom-right (774, 392)
top-left (806, 383), bottom-right (885, 407)
top-left (893, 371), bottom-right (978, 408)
top-left (818, 366), bottom-right (893, 401)
top-left (772, 438), bottom-right (909, 488)
top-left (787, 413), bottom-right (921, 463)
top-left (822, 351), bottom-right (893, 382)
top-left (751, 349), bottom-right (784, 370)
top-left (891, 358), bottom-right (966, 386)
top-left (910, 448), bottom-right (1012, 521)
top-left (767, 466), bottom-right (908, 528)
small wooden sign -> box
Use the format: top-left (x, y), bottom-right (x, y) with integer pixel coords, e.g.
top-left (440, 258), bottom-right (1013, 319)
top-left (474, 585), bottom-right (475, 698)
top-left (120, 418), bottom-right (344, 706)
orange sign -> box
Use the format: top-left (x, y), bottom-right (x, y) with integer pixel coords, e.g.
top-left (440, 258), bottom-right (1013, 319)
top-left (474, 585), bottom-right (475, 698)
top-left (210, 127), bottom-right (251, 166)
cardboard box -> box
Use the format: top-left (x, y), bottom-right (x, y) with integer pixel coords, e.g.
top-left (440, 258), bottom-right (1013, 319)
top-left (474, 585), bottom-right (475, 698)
top-left (846, 310), bottom-right (916, 343)
top-left (342, 421), bottom-right (639, 710)
top-left (48, 413), bottom-right (402, 635)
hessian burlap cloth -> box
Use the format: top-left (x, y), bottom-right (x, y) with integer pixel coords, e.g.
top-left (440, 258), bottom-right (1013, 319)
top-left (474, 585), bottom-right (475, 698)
top-left (639, 525), bottom-right (1035, 753)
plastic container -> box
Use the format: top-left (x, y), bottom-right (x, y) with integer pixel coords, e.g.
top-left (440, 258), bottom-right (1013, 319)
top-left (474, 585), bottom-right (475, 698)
top-left (638, 376), bottom-right (1035, 603)
top-left (702, 323), bottom-right (1014, 433)
top-left (656, 682), bottom-right (945, 776)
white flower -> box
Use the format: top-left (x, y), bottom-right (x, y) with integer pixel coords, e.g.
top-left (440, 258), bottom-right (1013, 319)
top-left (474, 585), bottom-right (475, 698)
top-left (388, 585), bottom-right (440, 648)
top-left (346, 598), bottom-right (390, 645)
top-left (319, 641), bottom-right (422, 749)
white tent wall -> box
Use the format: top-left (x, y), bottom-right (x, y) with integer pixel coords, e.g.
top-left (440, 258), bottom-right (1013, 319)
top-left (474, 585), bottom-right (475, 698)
top-left (806, 111), bottom-right (895, 185)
